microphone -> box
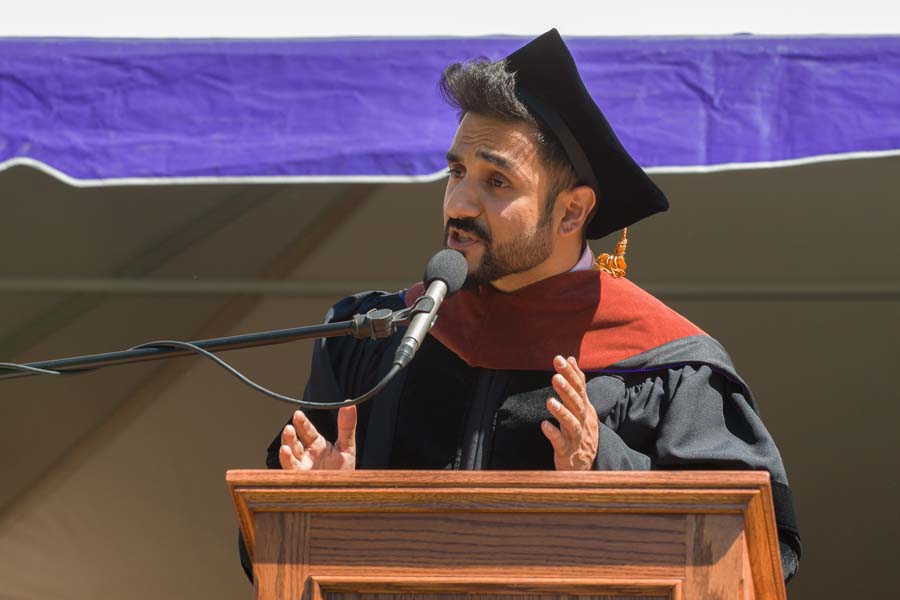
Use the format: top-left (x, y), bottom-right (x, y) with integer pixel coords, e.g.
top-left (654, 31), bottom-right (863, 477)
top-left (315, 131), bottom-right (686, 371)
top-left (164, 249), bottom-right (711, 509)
top-left (1, 249), bottom-right (468, 409)
top-left (393, 249), bottom-right (468, 368)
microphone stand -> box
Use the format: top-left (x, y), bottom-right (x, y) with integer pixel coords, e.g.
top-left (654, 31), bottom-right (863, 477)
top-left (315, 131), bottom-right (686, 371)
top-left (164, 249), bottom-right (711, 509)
top-left (0, 306), bottom-right (418, 382)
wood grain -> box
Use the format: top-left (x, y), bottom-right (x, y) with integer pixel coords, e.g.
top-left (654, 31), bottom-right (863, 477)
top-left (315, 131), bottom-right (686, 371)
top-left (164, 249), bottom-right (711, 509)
top-left (684, 514), bottom-right (745, 599)
top-left (326, 593), bottom-right (665, 600)
top-left (741, 485), bottom-right (786, 599)
top-left (308, 512), bottom-right (683, 578)
top-left (254, 512), bottom-right (310, 599)
top-left (310, 576), bottom-right (682, 600)
top-left (227, 470), bottom-right (772, 489)
top-left (227, 470), bottom-right (785, 600)
top-left (242, 489), bottom-right (751, 514)
top-left (228, 471), bottom-right (765, 517)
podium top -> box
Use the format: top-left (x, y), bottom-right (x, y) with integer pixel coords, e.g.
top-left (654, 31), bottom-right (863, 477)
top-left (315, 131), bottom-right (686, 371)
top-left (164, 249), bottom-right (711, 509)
top-left (226, 470), bottom-right (776, 515)
top-left (226, 469), bottom-right (771, 489)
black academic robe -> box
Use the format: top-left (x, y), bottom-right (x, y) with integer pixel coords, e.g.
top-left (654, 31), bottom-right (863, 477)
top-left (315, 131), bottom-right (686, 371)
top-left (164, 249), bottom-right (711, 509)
top-left (241, 271), bottom-right (801, 581)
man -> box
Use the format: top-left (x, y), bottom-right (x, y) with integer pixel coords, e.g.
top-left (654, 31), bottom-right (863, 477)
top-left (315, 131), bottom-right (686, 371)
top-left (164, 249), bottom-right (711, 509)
top-left (240, 29), bottom-right (800, 580)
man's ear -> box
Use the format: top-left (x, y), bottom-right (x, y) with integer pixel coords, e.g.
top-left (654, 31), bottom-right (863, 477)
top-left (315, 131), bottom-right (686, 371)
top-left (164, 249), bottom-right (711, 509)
top-left (558, 185), bottom-right (596, 237)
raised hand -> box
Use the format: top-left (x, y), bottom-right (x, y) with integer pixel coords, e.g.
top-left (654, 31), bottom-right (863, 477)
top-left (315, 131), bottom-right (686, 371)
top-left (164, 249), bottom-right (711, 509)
top-left (541, 355), bottom-right (599, 471)
top-left (278, 406), bottom-right (357, 471)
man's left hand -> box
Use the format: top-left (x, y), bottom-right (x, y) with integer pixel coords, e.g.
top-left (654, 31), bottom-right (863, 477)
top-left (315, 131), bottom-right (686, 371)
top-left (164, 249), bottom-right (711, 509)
top-left (541, 355), bottom-right (599, 471)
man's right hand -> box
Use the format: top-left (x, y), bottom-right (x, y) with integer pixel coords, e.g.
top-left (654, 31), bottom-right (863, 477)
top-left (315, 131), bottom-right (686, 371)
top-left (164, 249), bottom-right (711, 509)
top-left (278, 406), bottom-right (357, 470)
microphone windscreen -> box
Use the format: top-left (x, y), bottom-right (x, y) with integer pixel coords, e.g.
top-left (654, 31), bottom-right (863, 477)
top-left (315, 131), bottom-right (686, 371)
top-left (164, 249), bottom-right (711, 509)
top-left (423, 249), bottom-right (468, 295)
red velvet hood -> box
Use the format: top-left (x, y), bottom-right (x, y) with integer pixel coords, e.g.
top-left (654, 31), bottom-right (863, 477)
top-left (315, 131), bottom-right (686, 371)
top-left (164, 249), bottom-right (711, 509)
top-left (405, 270), bottom-right (705, 372)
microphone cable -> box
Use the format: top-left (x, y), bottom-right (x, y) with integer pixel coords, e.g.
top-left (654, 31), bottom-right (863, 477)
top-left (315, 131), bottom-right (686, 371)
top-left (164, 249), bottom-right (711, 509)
top-left (0, 340), bottom-right (402, 410)
top-left (1, 250), bottom-right (467, 410)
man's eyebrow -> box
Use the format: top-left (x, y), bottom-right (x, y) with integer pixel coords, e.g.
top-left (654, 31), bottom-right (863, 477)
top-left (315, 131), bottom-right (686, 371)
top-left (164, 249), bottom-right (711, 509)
top-left (445, 148), bottom-right (521, 174)
top-left (476, 149), bottom-right (516, 171)
top-left (446, 148), bottom-right (520, 174)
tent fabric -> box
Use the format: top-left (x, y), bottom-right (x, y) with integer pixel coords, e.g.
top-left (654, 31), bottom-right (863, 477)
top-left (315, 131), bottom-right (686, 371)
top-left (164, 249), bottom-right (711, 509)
top-left (1, 36), bottom-right (899, 183)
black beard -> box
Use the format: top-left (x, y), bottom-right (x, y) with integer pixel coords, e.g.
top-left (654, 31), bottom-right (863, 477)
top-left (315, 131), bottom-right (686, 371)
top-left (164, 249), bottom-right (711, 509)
top-left (443, 213), bottom-right (555, 288)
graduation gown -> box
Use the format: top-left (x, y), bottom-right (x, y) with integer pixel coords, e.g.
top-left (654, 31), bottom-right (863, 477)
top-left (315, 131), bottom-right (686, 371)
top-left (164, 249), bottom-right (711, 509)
top-left (244, 270), bottom-right (801, 580)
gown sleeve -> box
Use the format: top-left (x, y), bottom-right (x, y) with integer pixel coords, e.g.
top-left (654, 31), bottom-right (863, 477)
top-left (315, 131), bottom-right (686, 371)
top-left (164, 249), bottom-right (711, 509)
top-left (587, 363), bottom-right (801, 580)
top-left (241, 290), bottom-right (405, 583)
top-left (259, 290), bottom-right (407, 468)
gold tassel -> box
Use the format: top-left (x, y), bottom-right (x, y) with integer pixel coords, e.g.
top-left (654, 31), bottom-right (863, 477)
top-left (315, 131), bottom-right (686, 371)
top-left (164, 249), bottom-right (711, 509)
top-left (594, 227), bottom-right (628, 278)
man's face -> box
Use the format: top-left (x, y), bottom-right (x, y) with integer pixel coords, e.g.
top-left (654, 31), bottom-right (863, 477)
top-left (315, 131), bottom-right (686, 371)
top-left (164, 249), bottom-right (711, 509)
top-left (443, 113), bottom-right (558, 289)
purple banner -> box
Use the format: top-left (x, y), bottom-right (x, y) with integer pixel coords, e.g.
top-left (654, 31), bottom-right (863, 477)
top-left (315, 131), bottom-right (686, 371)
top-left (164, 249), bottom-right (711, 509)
top-left (1, 36), bottom-right (899, 181)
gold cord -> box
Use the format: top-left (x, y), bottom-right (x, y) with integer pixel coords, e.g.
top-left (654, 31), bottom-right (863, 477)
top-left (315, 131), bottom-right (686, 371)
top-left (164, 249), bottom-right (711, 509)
top-left (593, 227), bottom-right (628, 278)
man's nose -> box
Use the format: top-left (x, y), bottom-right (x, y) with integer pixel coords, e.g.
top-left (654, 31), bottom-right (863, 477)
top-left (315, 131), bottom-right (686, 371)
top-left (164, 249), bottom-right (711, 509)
top-left (443, 178), bottom-right (482, 220)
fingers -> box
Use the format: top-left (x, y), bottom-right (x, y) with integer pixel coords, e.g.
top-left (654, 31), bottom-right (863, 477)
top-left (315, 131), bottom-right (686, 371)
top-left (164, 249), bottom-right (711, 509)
top-left (551, 373), bottom-right (587, 421)
top-left (552, 356), bottom-right (587, 420)
top-left (567, 356), bottom-right (586, 389)
top-left (335, 405), bottom-right (358, 453)
top-left (541, 420), bottom-right (566, 455)
top-left (545, 355), bottom-right (590, 456)
top-left (291, 410), bottom-right (322, 448)
top-left (281, 424), bottom-right (304, 458)
top-left (547, 397), bottom-right (582, 440)
top-left (554, 355), bottom-right (586, 396)
top-left (545, 355), bottom-right (598, 471)
top-left (278, 430), bottom-right (316, 470)
top-left (279, 444), bottom-right (305, 470)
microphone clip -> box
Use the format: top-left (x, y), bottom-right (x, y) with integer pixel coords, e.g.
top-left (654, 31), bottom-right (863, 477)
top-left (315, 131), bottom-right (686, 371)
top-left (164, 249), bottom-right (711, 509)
top-left (350, 298), bottom-right (434, 341)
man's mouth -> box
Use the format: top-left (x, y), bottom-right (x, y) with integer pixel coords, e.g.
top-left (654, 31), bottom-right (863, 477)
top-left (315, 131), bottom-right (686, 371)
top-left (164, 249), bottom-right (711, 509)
top-left (447, 228), bottom-right (483, 249)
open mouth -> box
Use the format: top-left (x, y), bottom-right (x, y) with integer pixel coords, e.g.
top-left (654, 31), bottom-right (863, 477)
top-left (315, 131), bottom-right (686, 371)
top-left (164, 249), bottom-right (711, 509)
top-left (447, 228), bottom-right (483, 249)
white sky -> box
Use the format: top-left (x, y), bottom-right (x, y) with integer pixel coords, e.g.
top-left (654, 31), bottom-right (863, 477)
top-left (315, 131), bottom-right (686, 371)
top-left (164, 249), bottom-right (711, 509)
top-left (2, 0), bottom-right (899, 37)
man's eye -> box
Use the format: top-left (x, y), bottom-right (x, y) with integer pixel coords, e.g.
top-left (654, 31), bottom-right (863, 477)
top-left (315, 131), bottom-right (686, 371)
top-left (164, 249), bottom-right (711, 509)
top-left (447, 167), bottom-right (463, 178)
top-left (488, 177), bottom-right (507, 188)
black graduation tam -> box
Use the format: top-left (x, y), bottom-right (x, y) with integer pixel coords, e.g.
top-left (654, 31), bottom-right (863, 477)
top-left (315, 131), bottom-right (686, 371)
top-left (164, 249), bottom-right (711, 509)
top-left (505, 29), bottom-right (669, 240)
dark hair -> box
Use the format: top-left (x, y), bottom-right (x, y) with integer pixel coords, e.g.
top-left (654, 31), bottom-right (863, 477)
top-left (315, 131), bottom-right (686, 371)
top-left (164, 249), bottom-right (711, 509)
top-left (439, 59), bottom-right (578, 213)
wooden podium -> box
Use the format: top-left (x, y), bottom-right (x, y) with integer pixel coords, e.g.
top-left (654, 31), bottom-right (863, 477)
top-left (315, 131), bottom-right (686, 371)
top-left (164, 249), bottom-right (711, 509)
top-left (228, 470), bottom-right (786, 600)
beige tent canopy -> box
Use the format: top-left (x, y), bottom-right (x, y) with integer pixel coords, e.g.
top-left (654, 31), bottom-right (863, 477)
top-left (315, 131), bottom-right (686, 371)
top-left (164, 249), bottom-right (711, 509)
top-left (1, 154), bottom-right (898, 598)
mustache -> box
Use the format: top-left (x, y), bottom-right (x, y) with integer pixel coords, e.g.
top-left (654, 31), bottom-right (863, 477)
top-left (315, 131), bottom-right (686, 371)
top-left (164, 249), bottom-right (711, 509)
top-left (445, 218), bottom-right (491, 243)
